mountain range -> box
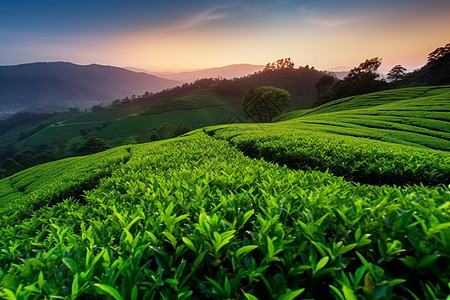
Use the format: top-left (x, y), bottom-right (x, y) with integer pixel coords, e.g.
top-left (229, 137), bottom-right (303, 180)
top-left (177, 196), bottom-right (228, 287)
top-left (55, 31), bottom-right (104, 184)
top-left (150, 64), bottom-right (266, 83)
top-left (0, 62), bottom-right (179, 117)
top-left (0, 62), bottom-right (269, 118)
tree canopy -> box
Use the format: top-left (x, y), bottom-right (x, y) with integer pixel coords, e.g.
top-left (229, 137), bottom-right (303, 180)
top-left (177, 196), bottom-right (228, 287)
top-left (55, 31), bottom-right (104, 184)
top-left (76, 137), bottom-right (110, 156)
top-left (242, 86), bottom-right (291, 122)
top-left (387, 65), bottom-right (407, 83)
top-left (322, 57), bottom-right (387, 102)
top-left (264, 58), bottom-right (295, 71)
top-left (427, 43), bottom-right (450, 65)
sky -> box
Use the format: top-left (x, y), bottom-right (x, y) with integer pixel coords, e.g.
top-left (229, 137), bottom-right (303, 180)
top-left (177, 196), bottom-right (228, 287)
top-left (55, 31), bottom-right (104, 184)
top-left (0, 0), bottom-right (449, 72)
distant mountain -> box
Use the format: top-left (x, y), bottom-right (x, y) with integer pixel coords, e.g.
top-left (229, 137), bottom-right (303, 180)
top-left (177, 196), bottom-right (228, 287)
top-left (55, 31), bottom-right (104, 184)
top-left (152, 64), bottom-right (265, 83)
top-left (0, 62), bottom-right (179, 115)
top-left (327, 66), bottom-right (352, 72)
top-left (327, 71), bottom-right (348, 80)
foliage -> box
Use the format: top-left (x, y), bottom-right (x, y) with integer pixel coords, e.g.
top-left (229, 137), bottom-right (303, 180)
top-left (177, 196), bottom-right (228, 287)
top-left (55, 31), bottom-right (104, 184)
top-left (313, 74), bottom-right (339, 107)
top-left (427, 42), bottom-right (450, 64)
top-left (76, 137), bottom-right (110, 156)
top-left (0, 158), bottom-right (23, 178)
top-left (0, 130), bottom-right (448, 299)
top-left (242, 86), bottom-right (291, 122)
top-left (264, 58), bottom-right (295, 71)
top-left (328, 57), bottom-right (387, 101)
top-left (0, 84), bottom-right (449, 299)
top-left (403, 42), bottom-right (450, 86)
top-left (387, 65), bottom-right (407, 84)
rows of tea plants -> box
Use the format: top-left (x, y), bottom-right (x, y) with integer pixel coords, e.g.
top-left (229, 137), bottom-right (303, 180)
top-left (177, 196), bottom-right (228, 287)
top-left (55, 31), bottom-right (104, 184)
top-left (276, 86), bottom-right (450, 121)
top-left (281, 91), bottom-right (450, 151)
top-left (0, 146), bottom-right (131, 218)
top-left (0, 132), bottom-right (449, 299)
top-left (206, 124), bottom-right (449, 186)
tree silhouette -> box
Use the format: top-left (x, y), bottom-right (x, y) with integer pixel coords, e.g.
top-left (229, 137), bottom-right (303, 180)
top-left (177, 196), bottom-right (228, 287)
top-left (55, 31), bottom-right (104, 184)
top-left (427, 43), bottom-right (450, 83)
top-left (387, 65), bottom-right (407, 84)
top-left (427, 43), bottom-right (450, 64)
top-left (242, 86), bottom-right (291, 122)
top-left (264, 58), bottom-right (295, 71)
top-left (328, 57), bottom-right (386, 100)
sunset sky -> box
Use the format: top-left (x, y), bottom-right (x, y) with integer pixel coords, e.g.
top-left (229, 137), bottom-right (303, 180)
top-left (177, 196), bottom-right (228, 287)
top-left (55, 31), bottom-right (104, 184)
top-left (1, 0), bottom-right (449, 72)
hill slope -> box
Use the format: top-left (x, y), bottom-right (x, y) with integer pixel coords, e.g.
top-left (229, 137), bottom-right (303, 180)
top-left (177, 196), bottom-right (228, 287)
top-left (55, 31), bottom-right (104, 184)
top-left (0, 87), bottom-right (449, 299)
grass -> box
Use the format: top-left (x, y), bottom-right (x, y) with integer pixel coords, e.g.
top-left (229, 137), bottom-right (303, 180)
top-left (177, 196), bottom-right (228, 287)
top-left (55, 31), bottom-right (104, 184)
top-left (0, 86), bottom-right (449, 299)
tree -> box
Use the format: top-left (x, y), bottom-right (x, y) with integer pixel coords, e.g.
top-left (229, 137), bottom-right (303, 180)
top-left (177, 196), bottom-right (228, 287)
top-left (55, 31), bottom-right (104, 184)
top-left (1, 158), bottom-right (23, 177)
top-left (314, 73), bottom-right (338, 107)
top-left (264, 58), bottom-right (295, 71)
top-left (76, 137), bottom-right (110, 156)
top-left (427, 43), bottom-right (450, 83)
top-left (328, 57), bottom-right (387, 100)
top-left (242, 86), bottom-right (291, 122)
top-left (387, 65), bottom-right (407, 84)
top-left (427, 43), bottom-right (450, 65)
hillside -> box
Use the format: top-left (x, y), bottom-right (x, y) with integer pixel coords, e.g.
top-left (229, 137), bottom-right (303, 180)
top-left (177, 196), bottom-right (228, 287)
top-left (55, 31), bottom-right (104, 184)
top-left (0, 90), bottom-right (242, 168)
top-left (0, 62), bottom-right (179, 116)
top-left (0, 87), bottom-right (449, 299)
top-left (0, 66), bottom-right (326, 174)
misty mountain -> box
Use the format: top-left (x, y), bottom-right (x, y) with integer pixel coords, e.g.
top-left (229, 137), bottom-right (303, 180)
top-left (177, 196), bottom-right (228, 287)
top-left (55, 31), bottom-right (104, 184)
top-left (152, 64), bottom-right (265, 83)
top-left (0, 62), bottom-right (179, 115)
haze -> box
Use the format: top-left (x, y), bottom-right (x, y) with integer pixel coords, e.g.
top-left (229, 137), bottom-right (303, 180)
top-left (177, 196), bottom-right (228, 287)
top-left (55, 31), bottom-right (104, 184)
top-left (1, 0), bottom-right (449, 72)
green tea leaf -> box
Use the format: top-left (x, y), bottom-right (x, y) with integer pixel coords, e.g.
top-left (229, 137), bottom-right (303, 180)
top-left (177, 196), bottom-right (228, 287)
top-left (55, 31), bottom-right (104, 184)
top-left (182, 236), bottom-right (197, 253)
top-left (342, 285), bottom-right (357, 300)
top-left (63, 257), bottom-right (79, 274)
top-left (94, 283), bottom-right (124, 300)
top-left (278, 288), bottom-right (305, 300)
top-left (315, 256), bottom-right (329, 273)
top-left (236, 245), bottom-right (258, 257)
top-left (71, 274), bottom-right (79, 300)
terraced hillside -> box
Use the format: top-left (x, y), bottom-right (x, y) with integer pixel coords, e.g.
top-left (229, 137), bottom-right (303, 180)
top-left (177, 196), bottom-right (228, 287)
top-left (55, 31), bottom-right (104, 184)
top-left (0, 87), bottom-right (449, 299)
top-left (7, 91), bottom-right (241, 154)
top-left (91, 92), bottom-right (242, 145)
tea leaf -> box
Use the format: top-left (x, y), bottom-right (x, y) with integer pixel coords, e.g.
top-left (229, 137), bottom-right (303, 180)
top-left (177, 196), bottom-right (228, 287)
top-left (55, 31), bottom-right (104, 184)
top-left (94, 283), bottom-right (124, 300)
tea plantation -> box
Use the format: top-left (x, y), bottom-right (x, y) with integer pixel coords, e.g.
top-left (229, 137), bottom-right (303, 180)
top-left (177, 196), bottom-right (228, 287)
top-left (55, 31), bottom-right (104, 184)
top-left (0, 87), bottom-right (449, 299)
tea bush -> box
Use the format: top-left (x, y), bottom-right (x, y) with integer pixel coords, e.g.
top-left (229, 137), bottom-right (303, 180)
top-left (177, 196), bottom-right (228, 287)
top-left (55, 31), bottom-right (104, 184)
top-left (0, 86), bottom-right (449, 299)
top-left (0, 133), bottom-right (448, 299)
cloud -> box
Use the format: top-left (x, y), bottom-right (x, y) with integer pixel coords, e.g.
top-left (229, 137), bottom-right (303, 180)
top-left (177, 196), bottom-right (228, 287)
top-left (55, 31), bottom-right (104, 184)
top-left (173, 7), bottom-right (229, 30)
top-left (298, 5), bottom-right (367, 28)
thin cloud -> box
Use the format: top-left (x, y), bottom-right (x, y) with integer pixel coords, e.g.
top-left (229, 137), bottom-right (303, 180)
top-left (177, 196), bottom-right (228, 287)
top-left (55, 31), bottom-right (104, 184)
top-left (173, 7), bottom-right (229, 30)
top-left (298, 4), bottom-right (369, 28)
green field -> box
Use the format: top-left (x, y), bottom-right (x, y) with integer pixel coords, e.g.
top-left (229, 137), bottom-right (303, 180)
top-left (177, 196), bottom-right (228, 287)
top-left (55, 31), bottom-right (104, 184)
top-left (6, 91), bottom-right (242, 154)
top-left (0, 87), bottom-right (449, 299)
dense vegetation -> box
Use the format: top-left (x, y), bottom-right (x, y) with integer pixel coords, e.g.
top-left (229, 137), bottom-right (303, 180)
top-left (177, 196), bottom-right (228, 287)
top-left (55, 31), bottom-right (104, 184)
top-left (314, 43), bottom-right (450, 107)
top-left (0, 87), bottom-right (449, 299)
top-left (242, 86), bottom-right (291, 123)
top-left (0, 61), bottom-right (325, 179)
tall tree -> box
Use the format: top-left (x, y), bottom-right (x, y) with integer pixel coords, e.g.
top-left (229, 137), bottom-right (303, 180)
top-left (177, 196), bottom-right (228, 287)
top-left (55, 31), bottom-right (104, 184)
top-left (313, 74), bottom-right (338, 107)
top-left (427, 42), bottom-right (450, 83)
top-left (328, 57), bottom-right (387, 100)
top-left (427, 43), bottom-right (450, 64)
top-left (387, 65), bottom-right (407, 84)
